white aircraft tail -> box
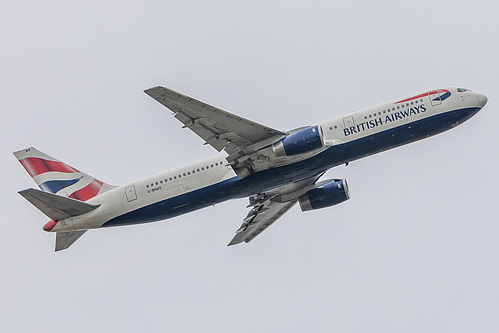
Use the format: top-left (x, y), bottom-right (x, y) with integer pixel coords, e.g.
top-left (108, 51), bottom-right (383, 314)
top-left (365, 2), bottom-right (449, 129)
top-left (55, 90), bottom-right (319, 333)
top-left (14, 147), bottom-right (116, 251)
top-left (14, 147), bottom-right (116, 200)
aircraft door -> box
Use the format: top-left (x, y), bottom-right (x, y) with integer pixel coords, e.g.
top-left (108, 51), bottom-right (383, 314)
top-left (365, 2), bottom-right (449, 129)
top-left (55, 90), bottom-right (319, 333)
top-left (343, 116), bottom-right (355, 129)
top-left (125, 185), bottom-right (137, 202)
top-left (428, 91), bottom-right (442, 106)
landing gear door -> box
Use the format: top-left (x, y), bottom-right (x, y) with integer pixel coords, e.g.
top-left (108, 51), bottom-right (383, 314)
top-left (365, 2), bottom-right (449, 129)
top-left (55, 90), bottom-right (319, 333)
top-left (125, 185), bottom-right (137, 202)
top-left (429, 91), bottom-right (442, 106)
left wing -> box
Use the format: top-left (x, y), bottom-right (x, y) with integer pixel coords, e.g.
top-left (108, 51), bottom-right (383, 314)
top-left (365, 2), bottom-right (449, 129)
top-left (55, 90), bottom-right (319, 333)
top-left (144, 86), bottom-right (286, 178)
top-left (228, 175), bottom-right (322, 245)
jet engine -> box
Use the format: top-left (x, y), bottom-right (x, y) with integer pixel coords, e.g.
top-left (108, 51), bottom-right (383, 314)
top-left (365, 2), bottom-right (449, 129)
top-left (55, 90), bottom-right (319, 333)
top-left (272, 125), bottom-right (324, 158)
top-left (298, 179), bottom-right (350, 211)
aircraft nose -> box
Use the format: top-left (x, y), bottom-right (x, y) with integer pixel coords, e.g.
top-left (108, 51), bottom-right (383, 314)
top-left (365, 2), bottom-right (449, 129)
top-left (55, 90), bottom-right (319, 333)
top-left (476, 93), bottom-right (488, 108)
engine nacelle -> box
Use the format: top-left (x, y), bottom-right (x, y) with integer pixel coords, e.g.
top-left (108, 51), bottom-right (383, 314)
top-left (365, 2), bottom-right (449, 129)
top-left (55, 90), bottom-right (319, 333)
top-left (272, 125), bottom-right (324, 158)
top-left (298, 179), bottom-right (350, 211)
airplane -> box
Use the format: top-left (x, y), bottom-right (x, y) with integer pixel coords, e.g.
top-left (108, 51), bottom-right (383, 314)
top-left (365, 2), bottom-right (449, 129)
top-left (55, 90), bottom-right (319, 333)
top-left (15, 86), bottom-right (487, 251)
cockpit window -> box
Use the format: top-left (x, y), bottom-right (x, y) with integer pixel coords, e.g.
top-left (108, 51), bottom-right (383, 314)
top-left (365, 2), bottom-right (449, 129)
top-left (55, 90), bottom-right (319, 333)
top-left (457, 88), bottom-right (471, 92)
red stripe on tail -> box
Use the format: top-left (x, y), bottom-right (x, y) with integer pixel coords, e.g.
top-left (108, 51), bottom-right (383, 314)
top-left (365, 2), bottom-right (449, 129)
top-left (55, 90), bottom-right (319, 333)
top-left (19, 158), bottom-right (79, 177)
top-left (69, 179), bottom-right (103, 201)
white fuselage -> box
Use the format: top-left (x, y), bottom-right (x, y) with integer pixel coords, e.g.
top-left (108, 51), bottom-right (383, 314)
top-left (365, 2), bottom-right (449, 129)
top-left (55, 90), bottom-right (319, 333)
top-left (50, 87), bottom-right (486, 232)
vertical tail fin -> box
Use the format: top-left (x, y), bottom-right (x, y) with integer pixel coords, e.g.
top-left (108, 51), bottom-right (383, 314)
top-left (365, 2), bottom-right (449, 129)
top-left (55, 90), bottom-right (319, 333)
top-left (14, 147), bottom-right (116, 201)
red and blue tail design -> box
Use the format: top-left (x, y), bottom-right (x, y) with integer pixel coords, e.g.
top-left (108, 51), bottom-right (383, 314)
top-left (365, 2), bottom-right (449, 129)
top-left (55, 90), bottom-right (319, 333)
top-left (14, 147), bottom-right (115, 201)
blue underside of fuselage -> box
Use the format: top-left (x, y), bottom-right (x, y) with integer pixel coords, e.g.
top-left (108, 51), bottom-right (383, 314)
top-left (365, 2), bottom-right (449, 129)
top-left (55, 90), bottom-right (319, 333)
top-left (102, 107), bottom-right (480, 228)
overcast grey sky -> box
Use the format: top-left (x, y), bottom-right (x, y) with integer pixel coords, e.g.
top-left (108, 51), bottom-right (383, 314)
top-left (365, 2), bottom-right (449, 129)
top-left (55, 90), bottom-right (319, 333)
top-left (2, 0), bottom-right (498, 332)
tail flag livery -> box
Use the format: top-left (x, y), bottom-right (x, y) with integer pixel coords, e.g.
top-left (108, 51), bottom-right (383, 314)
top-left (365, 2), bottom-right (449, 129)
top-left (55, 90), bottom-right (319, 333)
top-left (14, 147), bottom-right (115, 200)
top-left (15, 147), bottom-right (116, 252)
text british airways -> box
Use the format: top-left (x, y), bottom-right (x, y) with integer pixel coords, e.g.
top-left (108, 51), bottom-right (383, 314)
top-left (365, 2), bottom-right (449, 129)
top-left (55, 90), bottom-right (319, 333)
top-left (343, 104), bottom-right (427, 136)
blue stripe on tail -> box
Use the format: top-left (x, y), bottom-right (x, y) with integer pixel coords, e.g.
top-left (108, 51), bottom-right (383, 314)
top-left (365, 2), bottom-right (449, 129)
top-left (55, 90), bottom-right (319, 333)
top-left (39, 178), bottom-right (81, 193)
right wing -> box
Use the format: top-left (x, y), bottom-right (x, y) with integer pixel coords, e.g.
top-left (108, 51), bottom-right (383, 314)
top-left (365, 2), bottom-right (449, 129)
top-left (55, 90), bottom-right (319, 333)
top-left (228, 174), bottom-right (323, 245)
top-left (144, 86), bottom-right (286, 178)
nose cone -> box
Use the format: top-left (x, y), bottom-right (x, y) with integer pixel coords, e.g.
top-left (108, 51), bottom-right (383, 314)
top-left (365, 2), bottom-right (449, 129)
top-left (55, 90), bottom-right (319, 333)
top-left (476, 93), bottom-right (488, 108)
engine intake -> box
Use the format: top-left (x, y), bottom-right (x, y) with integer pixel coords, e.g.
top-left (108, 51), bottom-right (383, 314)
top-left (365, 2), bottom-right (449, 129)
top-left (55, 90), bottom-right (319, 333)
top-left (299, 179), bottom-right (350, 211)
top-left (273, 125), bottom-right (324, 158)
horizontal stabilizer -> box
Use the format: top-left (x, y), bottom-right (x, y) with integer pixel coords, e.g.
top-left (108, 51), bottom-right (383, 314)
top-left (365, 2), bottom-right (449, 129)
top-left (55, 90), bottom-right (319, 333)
top-left (56, 231), bottom-right (87, 251)
top-left (19, 188), bottom-right (100, 221)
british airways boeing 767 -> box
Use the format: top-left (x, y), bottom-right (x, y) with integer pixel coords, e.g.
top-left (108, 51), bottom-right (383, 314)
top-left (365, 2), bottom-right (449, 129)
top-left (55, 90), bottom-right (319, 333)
top-left (15, 86), bottom-right (487, 251)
